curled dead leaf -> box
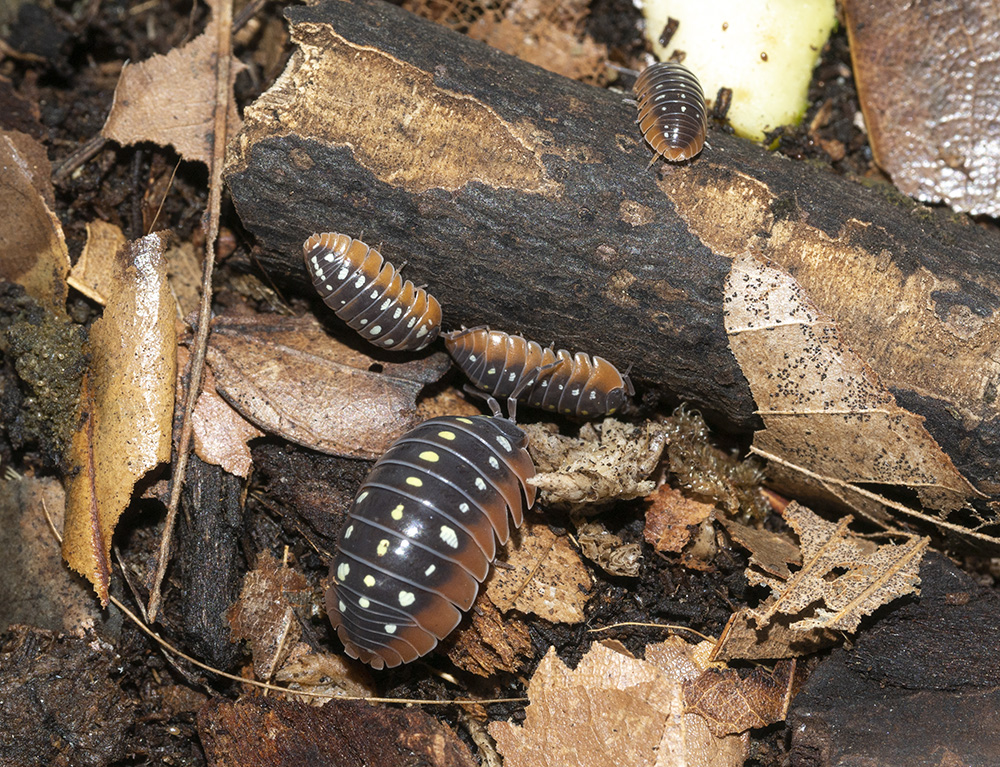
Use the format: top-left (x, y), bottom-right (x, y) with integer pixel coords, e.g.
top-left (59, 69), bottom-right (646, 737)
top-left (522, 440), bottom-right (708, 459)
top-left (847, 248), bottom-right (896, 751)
top-left (67, 220), bottom-right (127, 306)
top-left (0, 130), bottom-right (69, 316)
top-left (63, 233), bottom-right (176, 604)
top-left (206, 314), bottom-right (451, 460)
top-left (525, 418), bottom-right (668, 511)
top-left (575, 519), bottom-right (642, 577)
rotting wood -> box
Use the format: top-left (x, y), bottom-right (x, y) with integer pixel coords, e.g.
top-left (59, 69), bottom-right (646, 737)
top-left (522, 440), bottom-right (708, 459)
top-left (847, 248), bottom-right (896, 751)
top-left (224, 0), bottom-right (1000, 504)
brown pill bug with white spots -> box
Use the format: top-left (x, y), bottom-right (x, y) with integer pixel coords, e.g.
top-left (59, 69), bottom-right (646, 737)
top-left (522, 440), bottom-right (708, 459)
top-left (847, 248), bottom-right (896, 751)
top-left (634, 62), bottom-right (708, 162)
top-left (326, 400), bottom-right (536, 669)
top-left (303, 232), bottom-right (442, 351)
top-left (444, 327), bottom-right (634, 418)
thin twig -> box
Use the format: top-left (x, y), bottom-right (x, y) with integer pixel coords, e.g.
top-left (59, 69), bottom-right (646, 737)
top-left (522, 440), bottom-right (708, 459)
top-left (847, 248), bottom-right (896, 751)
top-left (147, 0), bottom-right (235, 622)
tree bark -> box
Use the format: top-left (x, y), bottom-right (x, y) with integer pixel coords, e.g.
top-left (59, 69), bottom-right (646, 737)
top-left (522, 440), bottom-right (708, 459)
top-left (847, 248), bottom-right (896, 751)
top-left (224, 0), bottom-right (1000, 501)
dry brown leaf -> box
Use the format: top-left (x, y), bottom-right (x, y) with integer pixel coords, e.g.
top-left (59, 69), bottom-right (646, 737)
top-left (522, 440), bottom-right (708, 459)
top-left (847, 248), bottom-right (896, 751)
top-left (844, 0), bottom-right (1000, 216)
top-left (748, 502), bottom-right (927, 633)
top-left (227, 553), bottom-right (311, 681)
top-left (63, 233), bottom-right (175, 604)
top-left (644, 486), bottom-right (715, 554)
top-left (709, 608), bottom-right (839, 662)
top-left (724, 251), bottom-right (980, 524)
top-left (682, 660), bottom-right (797, 736)
top-left (718, 517), bottom-right (801, 580)
top-left (525, 419), bottom-right (668, 510)
top-left (189, 353), bottom-right (263, 478)
top-left (67, 220), bottom-right (127, 305)
top-left (444, 597), bottom-right (533, 676)
top-left (273, 643), bottom-right (376, 704)
top-left (486, 522), bottom-right (591, 623)
top-left (101, 9), bottom-right (242, 166)
top-left (206, 314), bottom-right (451, 460)
top-left (0, 130), bottom-right (69, 316)
top-left (489, 639), bottom-right (748, 767)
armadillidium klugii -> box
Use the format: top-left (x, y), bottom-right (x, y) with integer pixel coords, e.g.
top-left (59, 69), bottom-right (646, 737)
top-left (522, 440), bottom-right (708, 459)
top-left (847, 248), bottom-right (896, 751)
top-left (634, 62), bottom-right (708, 162)
top-left (444, 327), bottom-right (634, 418)
top-left (326, 402), bottom-right (536, 669)
top-left (304, 232), bottom-right (442, 351)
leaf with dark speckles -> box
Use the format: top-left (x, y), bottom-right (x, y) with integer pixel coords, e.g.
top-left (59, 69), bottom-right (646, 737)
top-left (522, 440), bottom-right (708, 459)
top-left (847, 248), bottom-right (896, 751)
top-left (723, 251), bottom-right (983, 533)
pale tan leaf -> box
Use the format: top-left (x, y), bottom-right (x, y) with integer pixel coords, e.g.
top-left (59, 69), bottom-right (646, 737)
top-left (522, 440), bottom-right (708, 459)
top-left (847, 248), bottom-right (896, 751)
top-left (486, 522), bottom-right (591, 623)
top-left (227, 553), bottom-right (311, 681)
top-left (682, 660), bottom-right (797, 736)
top-left (189, 355), bottom-right (263, 478)
top-left (525, 419), bottom-right (668, 510)
top-left (101, 19), bottom-right (242, 166)
top-left (747, 502), bottom-right (927, 633)
top-left (206, 314), bottom-right (451, 460)
top-left (488, 640), bottom-right (748, 767)
top-left (644, 486), bottom-right (714, 554)
top-left (165, 240), bottom-right (203, 317)
top-left (723, 251), bottom-right (980, 523)
top-left (63, 233), bottom-right (176, 604)
top-left (0, 130), bottom-right (69, 316)
top-left (67, 220), bottom-right (127, 305)
top-left (273, 643), bottom-right (376, 704)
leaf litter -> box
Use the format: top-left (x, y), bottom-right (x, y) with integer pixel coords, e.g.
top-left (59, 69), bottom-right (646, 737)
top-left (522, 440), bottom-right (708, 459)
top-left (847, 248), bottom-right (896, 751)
top-left (723, 250), bottom-right (985, 534)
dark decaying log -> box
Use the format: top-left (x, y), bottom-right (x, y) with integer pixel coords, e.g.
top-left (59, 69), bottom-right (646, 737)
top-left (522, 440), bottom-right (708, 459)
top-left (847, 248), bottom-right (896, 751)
top-left (224, 0), bottom-right (1000, 501)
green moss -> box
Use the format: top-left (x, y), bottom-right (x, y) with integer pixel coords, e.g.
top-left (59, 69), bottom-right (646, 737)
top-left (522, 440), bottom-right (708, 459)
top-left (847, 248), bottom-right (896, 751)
top-left (0, 284), bottom-right (87, 468)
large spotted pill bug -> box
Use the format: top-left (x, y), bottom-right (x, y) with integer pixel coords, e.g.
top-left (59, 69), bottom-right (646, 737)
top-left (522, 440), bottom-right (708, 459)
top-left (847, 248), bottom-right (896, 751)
top-left (444, 327), bottom-right (634, 418)
top-left (634, 61), bottom-right (708, 163)
top-left (303, 232), bottom-right (442, 351)
top-left (325, 401), bottom-right (536, 668)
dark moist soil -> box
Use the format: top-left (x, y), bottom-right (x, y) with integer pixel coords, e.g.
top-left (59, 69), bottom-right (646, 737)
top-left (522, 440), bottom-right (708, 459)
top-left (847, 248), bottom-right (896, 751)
top-left (0, 1), bottom-right (931, 767)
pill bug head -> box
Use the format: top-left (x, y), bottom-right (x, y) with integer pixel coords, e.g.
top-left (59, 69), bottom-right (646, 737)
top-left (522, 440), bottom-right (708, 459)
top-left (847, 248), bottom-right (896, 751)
top-left (634, 62), bottom-right (708, 163)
